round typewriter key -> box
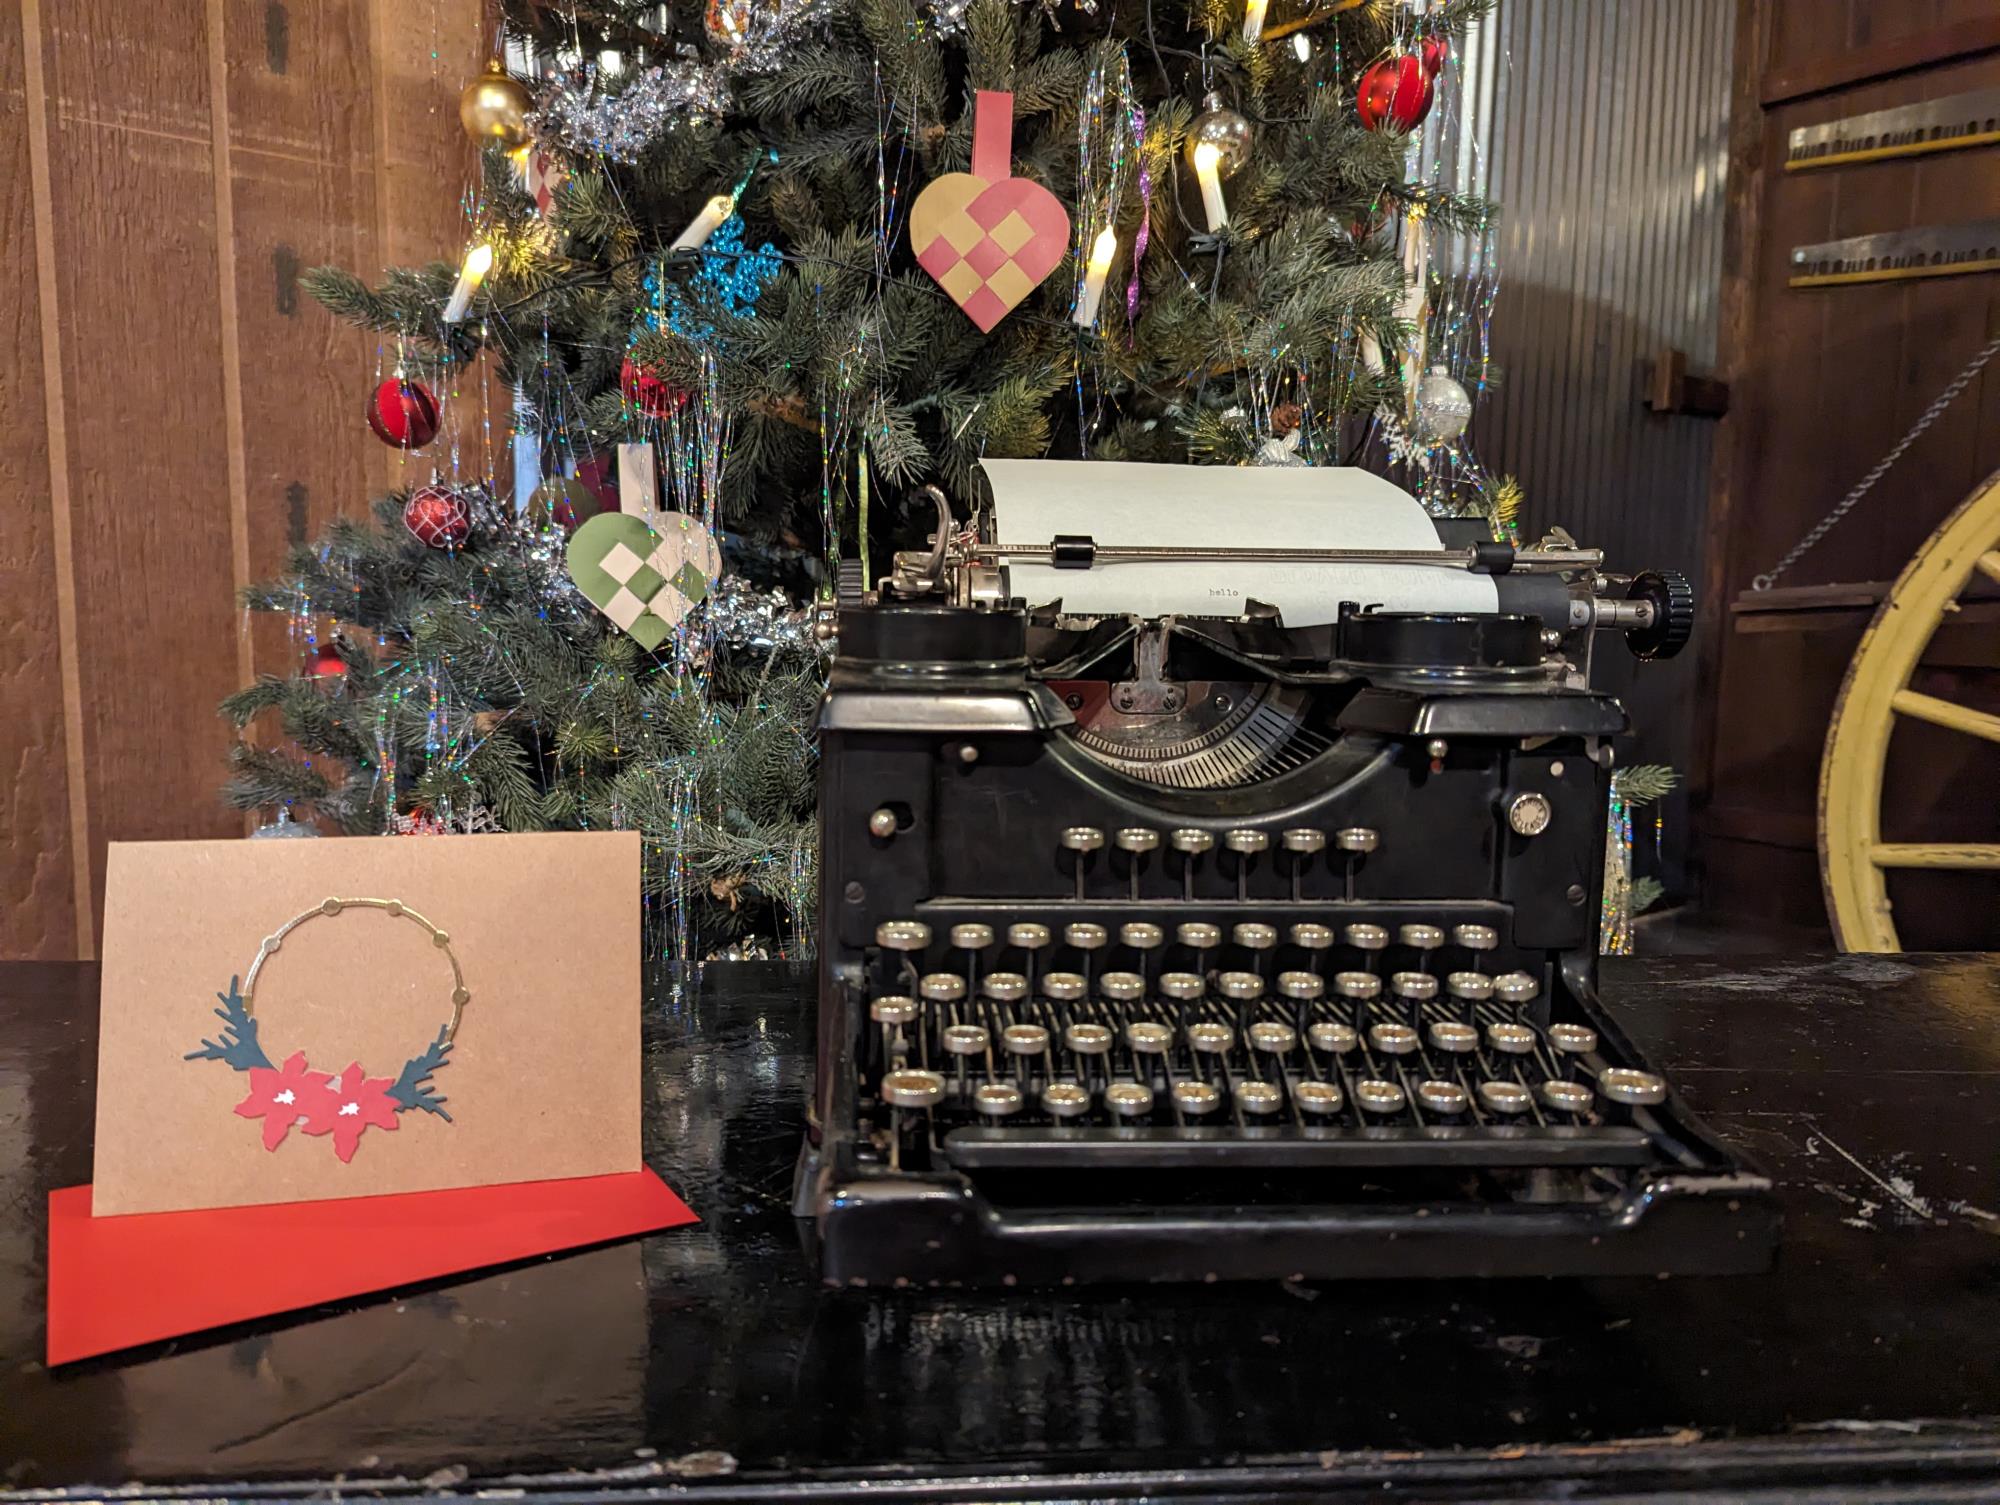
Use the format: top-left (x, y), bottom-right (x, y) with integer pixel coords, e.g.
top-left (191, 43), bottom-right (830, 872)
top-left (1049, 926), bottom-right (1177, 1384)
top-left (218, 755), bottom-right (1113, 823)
top-left (1282, 827), bottom-right (1327, 854)
top-left (1065, 922), bottom-right (1108, 951)
top-left (871, 995), bottom-right (920, 1025)
top-left (1290, 922), bottom-right (1335, 951)
top-left (1039, 971), bottom-right (1087, 1003)
top-left (1061, 826), bottom-right (1106, 853)
top-left (1115, 827), bottom-right (1161, 854)
top-left (1223, 828), bottom-right (1270, 854)
top-left (1308, 1021), bottom-right (1359, 1053)
top-left (1345, 922), bottom-right (1389, 951)
top-left (1335, 970), bottom-right (1382, 1000)
top-left (880, 1069), bottom-right (946, 1108)
top-left (1065, 1022), bottom-right (1115, 1055)
top-left (1104, 1080), bottom-right (1155, 1117)
top-left (1486, 1021), bottom-right (1536, 1055)
top-left (1295, 1079), bottom-right (1344, 1115)
top-left (1249, 1020), bottom-right (1299, 1054)
top-left (942, 1024), bottom-right (989, 1055)
top-left (876, 920), bottom-right (930, 951)
top-left (919, 972), bottom-right (967, 1003)
top-left (1355, 1078), bottom-right (1407, 1114)
top-left (1170, 828), bottom-right (1216, 855)
top-left (1232, 921), bottom-right (1279, 950)
top-left (1453, 923), bottom-right (1499, 952)
top-left (1278, 970), bottom-right (1326, 1001)
top-left (1234, 1079), bottom-right (1285, 1115)
top-left (1125, 1020), bottom-right (1173, 1054)
top-left (1428, 1019), bottom-right (1480, 1053)
top-left (1417, 1079), bottom-right (1470, 1115)
top-left (1598, 1067), bottom-right (1668, 1106)
top-left (981, 971), bottom-right (1028, 1003)
top-left (975, 1081), bottom-right (1024, 1117)
top-left (1042, 1081), bottom-right (1092, 1118)
top-left (949, 922), bottom-right (995, 950)
top-left (1336, 827), bottom-right (1380, 854)
top-left (1177, 921), bottom-right (1222, 949)
top-left (1002, 1023), bottom-right (1051, 1055)
top-left (1494, 971), bottom-right (1540, 1007)
top-left (1478, 1079), bottom-right (1532, 1114)
top-left (1448, 970), bottom-right (1495, 1003)
top-left (1119, 921), bottom-right (1164, 950)
top-left (1098, 971), bottom-right (1145, 1003)
top-left (1158, 972), bottom-right (1206, 1002)
top-left (1007, 922), bottom-right (1051, 950)
top-left (1172, 1080), bottom-right (1223, 1116)
top-left (1369, 1021), bottom-right (1420, 1055)
top-left (1391, 970), bottom-right (1439, 1001)
top-left (1548, 1022), bottom-right (1598, 1055)
top-left (1540, 1079), bottom-right (1595, 1114)
top-left (1187, 1020), bottom-right (1236, 1054)
top-left (1398, 923), bottom-right (1445, 950)
top-left (1217, 971), bottom-right (1265, 1001)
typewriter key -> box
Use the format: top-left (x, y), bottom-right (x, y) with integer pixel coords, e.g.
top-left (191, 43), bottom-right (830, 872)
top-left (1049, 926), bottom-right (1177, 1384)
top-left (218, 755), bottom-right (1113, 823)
top-left (1428, 1019), bottom-right (1480, 1053)
top-left (1169, 828), bottom-right (1215, 855)
top-left (1398, 923), bottom-right (1445, 951)
top-left (1354, 1077), bottom-right (1407, 1114)
top-left (1417, 1079), bottom-right (1470, 1115)
top-left (949, 923), bottom-right (995, 951)
top-left (1448, 970), bottom-right (1495, 1003)
top-left (1223, 828), bottom-right (1270, 854)
top-left (975, 1081), bottom-right (1024, 1117)
top-left (1547, 1022), bottom-right (1597, 1054)
top-left (1391, 971), bottom-right (1439, 1001)
top-left (1187, 1020), bottom-right (1236, 1054)
top-left (1065, 1022), bottom-right (1115, 1055)
top-left (1172, 1080), bottom-right (1223, 1116)
top-left (1002, 1023), bottom-right (1051, 1055)
top-left (1494, 971), bottom-right (1539, 1007)
top-left (1234, 1079), bottom-right (1285, 1115)
top-left (1104, 1080), bottom-right (1155, 1117)
top-left (1119, 921), bottom-right (1165, 951)
top-left (1249, 1020), bottom-right (1299, 1054)
top-left (942, 1024), bottom-right (989, 1055)
top-left (871, 995), bottom-right (920, 1025)
top-left (1159, 972), bottom-right (1205, 1002)
top-left (1598, 1067), bottom-right (1668, 1105)
top-left (1098, 971), bottom-right (1145, 1003)
top-left (1217, 971), bottom-right (1265, 1001)
top-left (919, 972), bottom-right (967, 1003)
top-left (1307, 1021), bottom-right (1359, 1053)
top-left (1336, 827), bottom-right (1380, 854)
top-left (880, 1069), bottom-right (946, 1108)
top-left (981, 971), bottom-right (1028, 1003)
top-left (1177, 921), bottom-right (1222, 950)
top-left (1061, 826), bottom-right (1106, 853)
top-left (1294, 1079), bottom-right (1344, 1115)
top-left (1369, 1021), bottom-right (1420, 1055)
top-left (876, 920), bottom-right (931, 951)
top-left (1115, 827), bottom-right (1161, 854)
top-left (1346, 923), bottom-right (1389, 952)
top-left (1066, 922), bottom-right (1109, 951)
top-left (1282, 827), bottom-right (1327, 854)
top-left (1453, 923), bottom-right (1499, 952)
top-left (1007, 922), bottom-right (1051, 951)
top-left (1232, 921), bottom-right (1279, 951)
top-left (1485, 1021), bottom-right (1536, 1054)
top-left (1040, 971), bottom-right (1087, 1003)
top-left (1290, 922), bottom-right (1335, 952)
top-left (1124, 1020), bottom-right (1173, 1053)
top-left (1539, 1079), bottom-right (1594, 1114)
top-left (1042, 1081), bottom-right (1093, 1118)
top-left (1477, 1079), bottom-right (1532, 1114)
top-left (1335, 970), bottom-right (1382, 999)
top-left (1278, 970), bottom-right (1326, 1000)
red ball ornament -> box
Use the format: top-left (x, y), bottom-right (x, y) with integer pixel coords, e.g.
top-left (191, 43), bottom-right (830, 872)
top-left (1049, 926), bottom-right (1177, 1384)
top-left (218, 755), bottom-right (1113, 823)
top-left (403, 485), bottom-right (473, 549)
top-left (1357, 53), bottom-right (1436, 132)
top-left (304, 643), bottom-right (346, 678)
top-left (368, 377), bottom-right (442, 449)
top-left (1419, 32), bottom-right (1449, 78)
top-left (620, 355), bottom-right (688, 419)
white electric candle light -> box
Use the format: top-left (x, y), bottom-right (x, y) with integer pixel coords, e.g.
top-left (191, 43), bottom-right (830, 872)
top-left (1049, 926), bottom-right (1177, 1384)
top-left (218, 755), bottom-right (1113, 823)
top-left (442, 243), bottom-right (494, 324)
top-left (1192, 142), bottom-right (1228, 232)
top-left (1241, 0), bottom-right (1268, 42)
top-left (1073, 227), bottom-right (1118, 328)
top-left (671, 194), bottom-right (736, 251)
top-left (1293, 31), bottom-right (1311, 61)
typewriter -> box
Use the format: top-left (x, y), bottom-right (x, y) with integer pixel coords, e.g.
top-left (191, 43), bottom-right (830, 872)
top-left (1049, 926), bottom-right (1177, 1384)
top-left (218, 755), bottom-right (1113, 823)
top-left (800, 461), bottom-right (1777, 1286)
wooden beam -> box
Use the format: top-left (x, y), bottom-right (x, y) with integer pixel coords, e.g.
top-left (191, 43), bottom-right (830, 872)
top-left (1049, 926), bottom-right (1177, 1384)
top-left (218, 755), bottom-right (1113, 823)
top-left (1761, 14), bottom-right (2000, 107)
top-left (1869, 843), bottom-right (2000, 870)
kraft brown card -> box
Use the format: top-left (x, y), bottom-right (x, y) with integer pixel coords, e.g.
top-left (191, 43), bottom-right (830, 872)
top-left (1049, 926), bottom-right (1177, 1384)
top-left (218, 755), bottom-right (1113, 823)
top-left (93, 832), bottom-right (642, 1216)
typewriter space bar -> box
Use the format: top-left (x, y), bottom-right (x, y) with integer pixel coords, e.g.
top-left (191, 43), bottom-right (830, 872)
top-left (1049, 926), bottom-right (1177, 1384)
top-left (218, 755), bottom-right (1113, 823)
top-left (943, 1125), bottom-right (1657, 1169)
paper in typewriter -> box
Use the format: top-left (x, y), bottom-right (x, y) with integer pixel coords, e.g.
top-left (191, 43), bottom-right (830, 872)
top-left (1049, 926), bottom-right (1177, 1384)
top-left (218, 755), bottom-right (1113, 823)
top-left (982, 459), bottom-right (1499, 626)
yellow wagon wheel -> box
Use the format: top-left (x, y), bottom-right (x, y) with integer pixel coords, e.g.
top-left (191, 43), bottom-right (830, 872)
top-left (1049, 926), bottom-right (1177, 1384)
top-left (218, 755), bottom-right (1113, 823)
top-left (1819, 469), bottom-right (2000, 951)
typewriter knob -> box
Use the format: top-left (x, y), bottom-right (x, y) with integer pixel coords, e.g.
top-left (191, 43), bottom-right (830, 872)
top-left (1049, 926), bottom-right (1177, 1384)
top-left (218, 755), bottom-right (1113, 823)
top-left (1003, 1022), bottom-right (1052, 1055)
top-left (1506, 791), bottom-right (1554, 837)
top-left (871, 996), bottom-right (920, 1025)
top-left (1119, 921), bottom-right (1165, 950)
top-left (1104, 1080), bottom-right (1156, 1117)
top-left (876, 919), bottom-right (931, 952)
top-left (1061, 826), bottom-right (1106, 853)
top-left (1040, 971), bottom-right (1088, 1002)
top-left (1598, 1066), bottom-right (1668, 1105)
top-left (1115, 827), bottom-right (1161, 854)
top-left (1391, 970), bottom-right (1439, 1001)
top-left (1170, 828), bottom-right (1216, 855)
top-left (1294, 1079), bottom-right (1344, 1115)
top-left (1548, 1022), bottom-right (1598, 1054)
top-left (1234, 1079), bottom-right (1286, 1116)
top-left (1187, 1020), bottom-right (1236, 1054)
top-left (1249, 1020), bottom-right (1299, 1055)
top-left (1224, 828), bottom-right (1269, 855)
top-left (1369, 1022), bottom-right (1420, 1055)
top-left (1453, 923), bottom-right (1499, 952)
top-left (1216, 971), bottom-right (1265, 1001)
top-left (1278, 970), bottom-right (1326, 1001)
top-left (1172, 1080), bottom-right (1223, 1117)
top-left (1158, 971), bottom-right (1206, 1002)
top-left (919, 972), bottom-right (967, 1003)
top-left (1345, 922), bottom-right (1389, 951)
top-left (1065, 922), bottom-right (1109, 950)
top-left (949, 922), bottom-right (995, 950)
top-left (1494, 971), bottom-right (1540, 1006)
top-left (1290, 922), bottom-right (1335, 951)
top-left (1624, 569), bottom-right (1695, 660)
top-left (1097, 971), bottom-right (1145, 1003)
top-left (1428, 1019), bottom-right (1480, 1054)
top-left (1281, 827), bottom-right (1327, 855)
top-left (1336, 827), bottom-right (1380, 854)
top-left (1477, 1079), bottom-right (1532, 1115)
top-left (975, 1081), bottom-right (1025, 1117)
top-left (1232, 921), bottom-right (1279, 951)
top-left (1417, 1079), bottom-right (1470, 1116)
top-left (1065, 1022), bottom-right (1116, 1054)
top-left (1008, 922), bottom-right (1052, 951)
top-left (981, 971), bottom-right (1028, 1003)
top-left (1308, 1021), bottom-right (1359, 1053)
top-left (1539, 1079), bottom-right (1595, 1114)
top-left (868, 808), bottom-right (898, 839)
top-left (1485, 1021), bottom-right (1536, 1055)
top-left (1177, 921), bottom-right (1222, 949)
top-left (1448, 970), bottom-right (1495, 1003)
top-left (1334, 970), bottom-right (1382, 1000)
top-left (1042, 1081), bottom-right (1093, 1119)
top-left (1354, 1078), bottom-right (1407, 1114)
top-left (1398, 923), bottom-right (1445, 951)
top-left (880, 1069), bottom-right (947, 1108)
top-left (1125, 1020), bottom-right (1174, 1054)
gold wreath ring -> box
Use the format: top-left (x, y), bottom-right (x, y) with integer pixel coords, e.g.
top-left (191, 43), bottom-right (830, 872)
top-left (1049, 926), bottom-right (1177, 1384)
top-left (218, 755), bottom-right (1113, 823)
top-left (242, 897), bottom-right (469, 1044)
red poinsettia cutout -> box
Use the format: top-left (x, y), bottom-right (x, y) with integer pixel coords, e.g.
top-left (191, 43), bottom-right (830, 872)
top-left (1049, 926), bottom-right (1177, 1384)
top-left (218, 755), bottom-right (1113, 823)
top-left (299, 1061), bottom-right (402, 1163)
top-left (233, 1050), bottom-right (332, 1151)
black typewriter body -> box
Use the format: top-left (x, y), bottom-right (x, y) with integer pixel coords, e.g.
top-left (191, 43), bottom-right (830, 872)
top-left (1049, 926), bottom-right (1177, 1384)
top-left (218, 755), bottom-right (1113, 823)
top-left (800, 528), bottom-right (1776, 1286)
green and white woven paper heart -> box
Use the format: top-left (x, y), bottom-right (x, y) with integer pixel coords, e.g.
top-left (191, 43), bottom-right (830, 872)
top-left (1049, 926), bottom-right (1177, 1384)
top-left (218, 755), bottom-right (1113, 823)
top-left (566, 511), bottom-right (720, 650)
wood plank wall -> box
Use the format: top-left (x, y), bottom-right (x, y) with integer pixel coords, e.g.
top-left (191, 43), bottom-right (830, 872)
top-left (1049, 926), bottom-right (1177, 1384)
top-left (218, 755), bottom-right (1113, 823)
top-left (1698, 0), bottom-right (2000, 945)
top-left (1, 0), bottom-right (486, 960)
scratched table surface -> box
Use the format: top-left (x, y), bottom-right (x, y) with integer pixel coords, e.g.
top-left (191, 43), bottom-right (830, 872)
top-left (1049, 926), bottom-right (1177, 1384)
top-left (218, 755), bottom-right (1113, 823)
top-left (5, 955), bottom-right (2000, 1502)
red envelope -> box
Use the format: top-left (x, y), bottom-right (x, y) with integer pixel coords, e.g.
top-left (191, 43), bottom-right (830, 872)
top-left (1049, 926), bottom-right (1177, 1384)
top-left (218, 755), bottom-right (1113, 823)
top-left (47, 1170), bottom-right (697, 1365)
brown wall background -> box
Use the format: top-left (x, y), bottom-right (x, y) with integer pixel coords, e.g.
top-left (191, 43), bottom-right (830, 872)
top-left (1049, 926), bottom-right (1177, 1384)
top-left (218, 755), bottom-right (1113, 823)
top-left (2, 0), bottom-right (487, 960)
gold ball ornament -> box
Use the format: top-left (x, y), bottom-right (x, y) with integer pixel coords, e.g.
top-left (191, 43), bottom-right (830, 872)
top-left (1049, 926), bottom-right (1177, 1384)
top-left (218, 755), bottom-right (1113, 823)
top-left (1188, 93), bottom-right (1255, 179)
top-left (460, 59), bottom-right (533, 151)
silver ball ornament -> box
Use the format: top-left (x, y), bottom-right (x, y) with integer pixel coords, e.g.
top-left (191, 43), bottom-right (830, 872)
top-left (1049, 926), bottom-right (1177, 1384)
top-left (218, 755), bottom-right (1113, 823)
top-left (1188, 93), bottom-right (1254, 179)
top-left (1413, 365), bottom-right (1473, 446)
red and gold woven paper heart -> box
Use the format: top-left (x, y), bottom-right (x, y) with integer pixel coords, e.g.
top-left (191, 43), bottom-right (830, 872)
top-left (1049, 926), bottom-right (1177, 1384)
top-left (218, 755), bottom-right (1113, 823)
top-left (911, 91), bottom-right (1071, 333)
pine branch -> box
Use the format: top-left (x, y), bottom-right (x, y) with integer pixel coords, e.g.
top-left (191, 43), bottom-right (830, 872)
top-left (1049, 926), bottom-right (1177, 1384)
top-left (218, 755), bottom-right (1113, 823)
top-left (184, 978), bottom-right (274, 1071)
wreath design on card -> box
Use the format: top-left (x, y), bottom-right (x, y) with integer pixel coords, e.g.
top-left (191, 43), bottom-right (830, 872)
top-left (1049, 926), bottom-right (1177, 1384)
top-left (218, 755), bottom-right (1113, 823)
top-left (184, 898), bottom-right (467, 1163)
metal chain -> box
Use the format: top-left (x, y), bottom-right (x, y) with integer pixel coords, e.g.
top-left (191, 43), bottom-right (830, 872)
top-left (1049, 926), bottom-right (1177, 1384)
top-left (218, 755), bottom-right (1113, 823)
top-left (1751, 334), bottom-right (2000, 591)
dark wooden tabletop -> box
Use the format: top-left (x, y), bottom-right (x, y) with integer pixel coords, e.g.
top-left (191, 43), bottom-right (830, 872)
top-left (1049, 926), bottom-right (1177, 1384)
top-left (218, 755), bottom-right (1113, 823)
top-left (4, 954), bottom-right (2000, 1501)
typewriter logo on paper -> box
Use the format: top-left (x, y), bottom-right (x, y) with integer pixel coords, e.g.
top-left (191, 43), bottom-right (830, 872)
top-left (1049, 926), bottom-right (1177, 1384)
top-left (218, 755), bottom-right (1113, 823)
top-left (911, 90), bottom-right (1071, 333)
top-left (567, 512), bottom-right (720, 650)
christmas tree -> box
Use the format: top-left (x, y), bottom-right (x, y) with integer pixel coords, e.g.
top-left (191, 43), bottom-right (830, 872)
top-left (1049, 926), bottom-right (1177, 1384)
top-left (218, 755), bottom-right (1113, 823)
top-left (224, 0), bottom-right (1497, 956)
